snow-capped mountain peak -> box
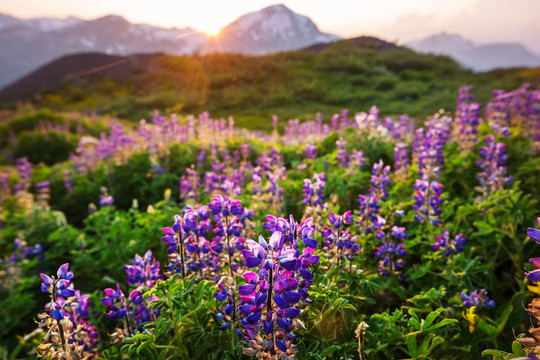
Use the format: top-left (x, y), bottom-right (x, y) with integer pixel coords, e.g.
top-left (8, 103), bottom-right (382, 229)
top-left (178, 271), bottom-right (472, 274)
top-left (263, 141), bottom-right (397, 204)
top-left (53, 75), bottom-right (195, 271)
top-left (0, 4), bottom-right (341, 87)
top-left (201, 4), bottom-right (340, 55)
top-left (0, 13), bottom-right (83, 32)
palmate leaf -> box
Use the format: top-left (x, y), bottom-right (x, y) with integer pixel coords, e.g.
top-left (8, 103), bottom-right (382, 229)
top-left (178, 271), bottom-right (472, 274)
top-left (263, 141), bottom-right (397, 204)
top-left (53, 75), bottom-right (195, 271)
top-left (320, 345), bottom-right (340, 358)
top-left (407, 308), bottom-right (458, 335)
top-left (477, 305), bottom-right (513, 337)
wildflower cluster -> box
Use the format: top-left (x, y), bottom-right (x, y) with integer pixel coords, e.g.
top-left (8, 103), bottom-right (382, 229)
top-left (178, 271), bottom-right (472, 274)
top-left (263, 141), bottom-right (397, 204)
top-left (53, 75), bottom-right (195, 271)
top-left (239, 216), bottom-right (319, 358)
top-left (38, 264), bottom-right (98, 359)
top-left (99, 187), bottom-right (114, 207)
top-left (102, 251), bottom-right (162, 341)
top-left (336, 140), bottom-right (348, 168)
top-left (412, 177), bottom-right (444, 226)
top-left (476, 134), bottom-right (512, 196)
top-left (374, 226), bottom-right (407, 278)
top-left (460, 289), bottom-right (496, 309)
top-left (179, 166), bottom-right (201, 203)
top-left (394, 143), bottom-right (409, 180)
top-left (357, 160), bottom-right (390, 235)
top-left (454, 86), bottom-right (481, 150)
top-left (320, 211), bottom-right (359, 266)
top-left (413, 113), bottom-right (450, 179)
top-left (14, 156), bottom-right (32, 193)
top-left (432, 228), bottom-right (467, 256)
top-left (516, 219), bottom-right (540, 354)
top-left (302, 172), bottom-right (327, 219)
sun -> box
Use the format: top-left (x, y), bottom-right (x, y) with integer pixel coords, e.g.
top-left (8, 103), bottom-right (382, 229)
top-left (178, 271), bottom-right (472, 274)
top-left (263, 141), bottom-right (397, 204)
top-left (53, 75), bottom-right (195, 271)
top-left (200, 25), bottom-right (222, 37)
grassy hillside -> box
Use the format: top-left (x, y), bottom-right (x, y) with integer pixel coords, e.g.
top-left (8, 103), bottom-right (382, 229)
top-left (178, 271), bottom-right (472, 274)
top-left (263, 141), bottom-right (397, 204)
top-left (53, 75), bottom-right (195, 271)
top-left (1, 37), bottom-right (540, 132)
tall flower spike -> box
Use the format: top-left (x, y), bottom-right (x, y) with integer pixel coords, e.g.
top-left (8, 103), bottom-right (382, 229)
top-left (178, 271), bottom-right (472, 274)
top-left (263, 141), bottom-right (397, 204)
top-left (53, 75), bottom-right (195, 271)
top-left (321, 211), bottom-right (359, 267)
top-left (374, 228), bottom-right (407, 278)
top-left (518, 218), bottom-right (540, 354)
top-left (38, 264), bottom-right (97, 359)
top-left (432, 228), bottom-right (467, 256)
top-left (336, 139), bottom-right (349, 168)
top-left (240, 215), bottom-right (319, 358)
top-left (394, 143), bottom-right (409, 180)
top-left (476, 134), bottom-right (512, 197)
top-left (412, 176), bottom-right (444, 226)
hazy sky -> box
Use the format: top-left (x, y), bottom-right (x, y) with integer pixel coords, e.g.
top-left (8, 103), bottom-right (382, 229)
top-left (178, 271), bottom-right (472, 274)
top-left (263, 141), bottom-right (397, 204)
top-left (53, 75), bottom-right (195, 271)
top-left (2, 0), bottom-right (540, 52)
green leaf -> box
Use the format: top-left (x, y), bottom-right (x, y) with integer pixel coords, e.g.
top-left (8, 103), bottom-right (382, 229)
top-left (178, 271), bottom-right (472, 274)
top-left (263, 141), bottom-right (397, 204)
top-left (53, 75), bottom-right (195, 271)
top-left (477, 320), bottom-right (500, 337)
top-left (137, 341), bottom-right (152, 355)
top-left (426, 318), bottom-right (458, 331)
top-left (320, 345), bottom-right (340, 358)
top-left (481, 349), bottom-right (509, 358)
top-left (407, 335), bottom-right (418, 357)
top-left (422, 311), bottom-right (440, 330)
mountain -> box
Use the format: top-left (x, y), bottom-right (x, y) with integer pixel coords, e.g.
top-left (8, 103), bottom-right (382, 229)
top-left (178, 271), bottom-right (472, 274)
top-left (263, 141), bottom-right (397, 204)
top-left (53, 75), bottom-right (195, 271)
top-left (0, 13), bottom-right (206, 88)
top-left (0, 5), bottom-right (340, 88)
top-left (0, 53), bottom-right (164, 104)
top-left (408, 32), bottom-right (540, 71)
top-left (200, 4), bottom-right (340, 55)
top-left (2, 38), bottom-right (540, 126)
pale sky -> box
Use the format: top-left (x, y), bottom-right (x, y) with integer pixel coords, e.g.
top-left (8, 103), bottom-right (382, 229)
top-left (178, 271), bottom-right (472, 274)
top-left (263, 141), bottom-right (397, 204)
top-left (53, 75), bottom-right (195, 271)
top-left (2, 0), bottom-right (540, 52)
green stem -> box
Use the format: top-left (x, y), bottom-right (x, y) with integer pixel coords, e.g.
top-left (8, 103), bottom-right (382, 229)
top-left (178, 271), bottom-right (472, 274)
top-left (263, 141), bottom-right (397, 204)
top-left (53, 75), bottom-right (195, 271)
top-left (51, 280), bottom-right (69, 359)
top-left (177, 228), bottom-right (186, 279)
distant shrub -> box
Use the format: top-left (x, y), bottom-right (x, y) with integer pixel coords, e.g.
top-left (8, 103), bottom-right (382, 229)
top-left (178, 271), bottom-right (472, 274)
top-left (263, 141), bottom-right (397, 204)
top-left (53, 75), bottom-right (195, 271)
top-left (12, 130), bottom-right (77, 165)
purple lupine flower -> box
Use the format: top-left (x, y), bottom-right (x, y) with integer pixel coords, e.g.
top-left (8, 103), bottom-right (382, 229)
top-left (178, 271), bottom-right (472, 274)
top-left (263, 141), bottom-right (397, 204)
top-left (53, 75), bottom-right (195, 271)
top-left (63, 170), bottom-right (74, 194)
top-left (179, 166), bottom-right (201, 202)
top-left (413, 113), bottom-right (450, 179)
top-left (369, 160), bottom-right (391, 201)
top-left (336, 140), bottom-right (348, 168)
top-left (321, 211), bottom-right (360, 266)
top-left (357, 194), bottom-right (383, 235)
top-left (39, 264), bottom-right (75, 319)
top-left (10, 238), bottom-right (44, 263)
top-left (476, 134), bottom-right (512, 196)
top-left (102, 285), bottom-right (157, 329)
top-left (375, 240), bottom-right (407, 278)
top-left (460, 289), bottom-right (496, 309)
top-left (485, 89), bottom-right (511, 138)
top-left (99, 187), bottom-right (114, 207)
top-left (53, 289), bottom-right (100, 352)
top-left (102, 284), bottom-right (128, 321)
top-left (305, 143), bottom-right (317, 160)
top-left (103, 250), bottom-right (163, 334)
top-left (302, 173), bottom-right (327, 219)
top-left (350, 150), bottom-right (365, 169)
top-left (431, 228), bottom-right (467, 256)
top-left (14, 157), bottom-right (32, 193)
top-left (99, 195), bottom-right (114, 207)
top-left (124, 250), bottom-right (163, 289)
top-left (35, 180), bottom-right (51, 205)
top-left (239, 219), bottom-right (319, 357)
top-left (38, 263), bottom-right (99, 357)
top-left (240, 143), bottom-right (250, 161)
top-left (526, 218), bottom-right (540, 283)
top-left (265, 172), bottom-right (284, 212)
top-left (412, 176), bottom-right (444, 226)
top-left (162, 213), bottom-right (190, 278)
top-left (356, 160), bottom-right (390, 235)
top-left (394, 143), bottom-right (409, 180)
top-left (40, 263), bottom-right (75, 298)
top-left (208, 194), bottom-right (249, 278)
top-left (215, 283), bottom-right (241, 335)
top-left (454, 86), bottom-right (481, 150)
